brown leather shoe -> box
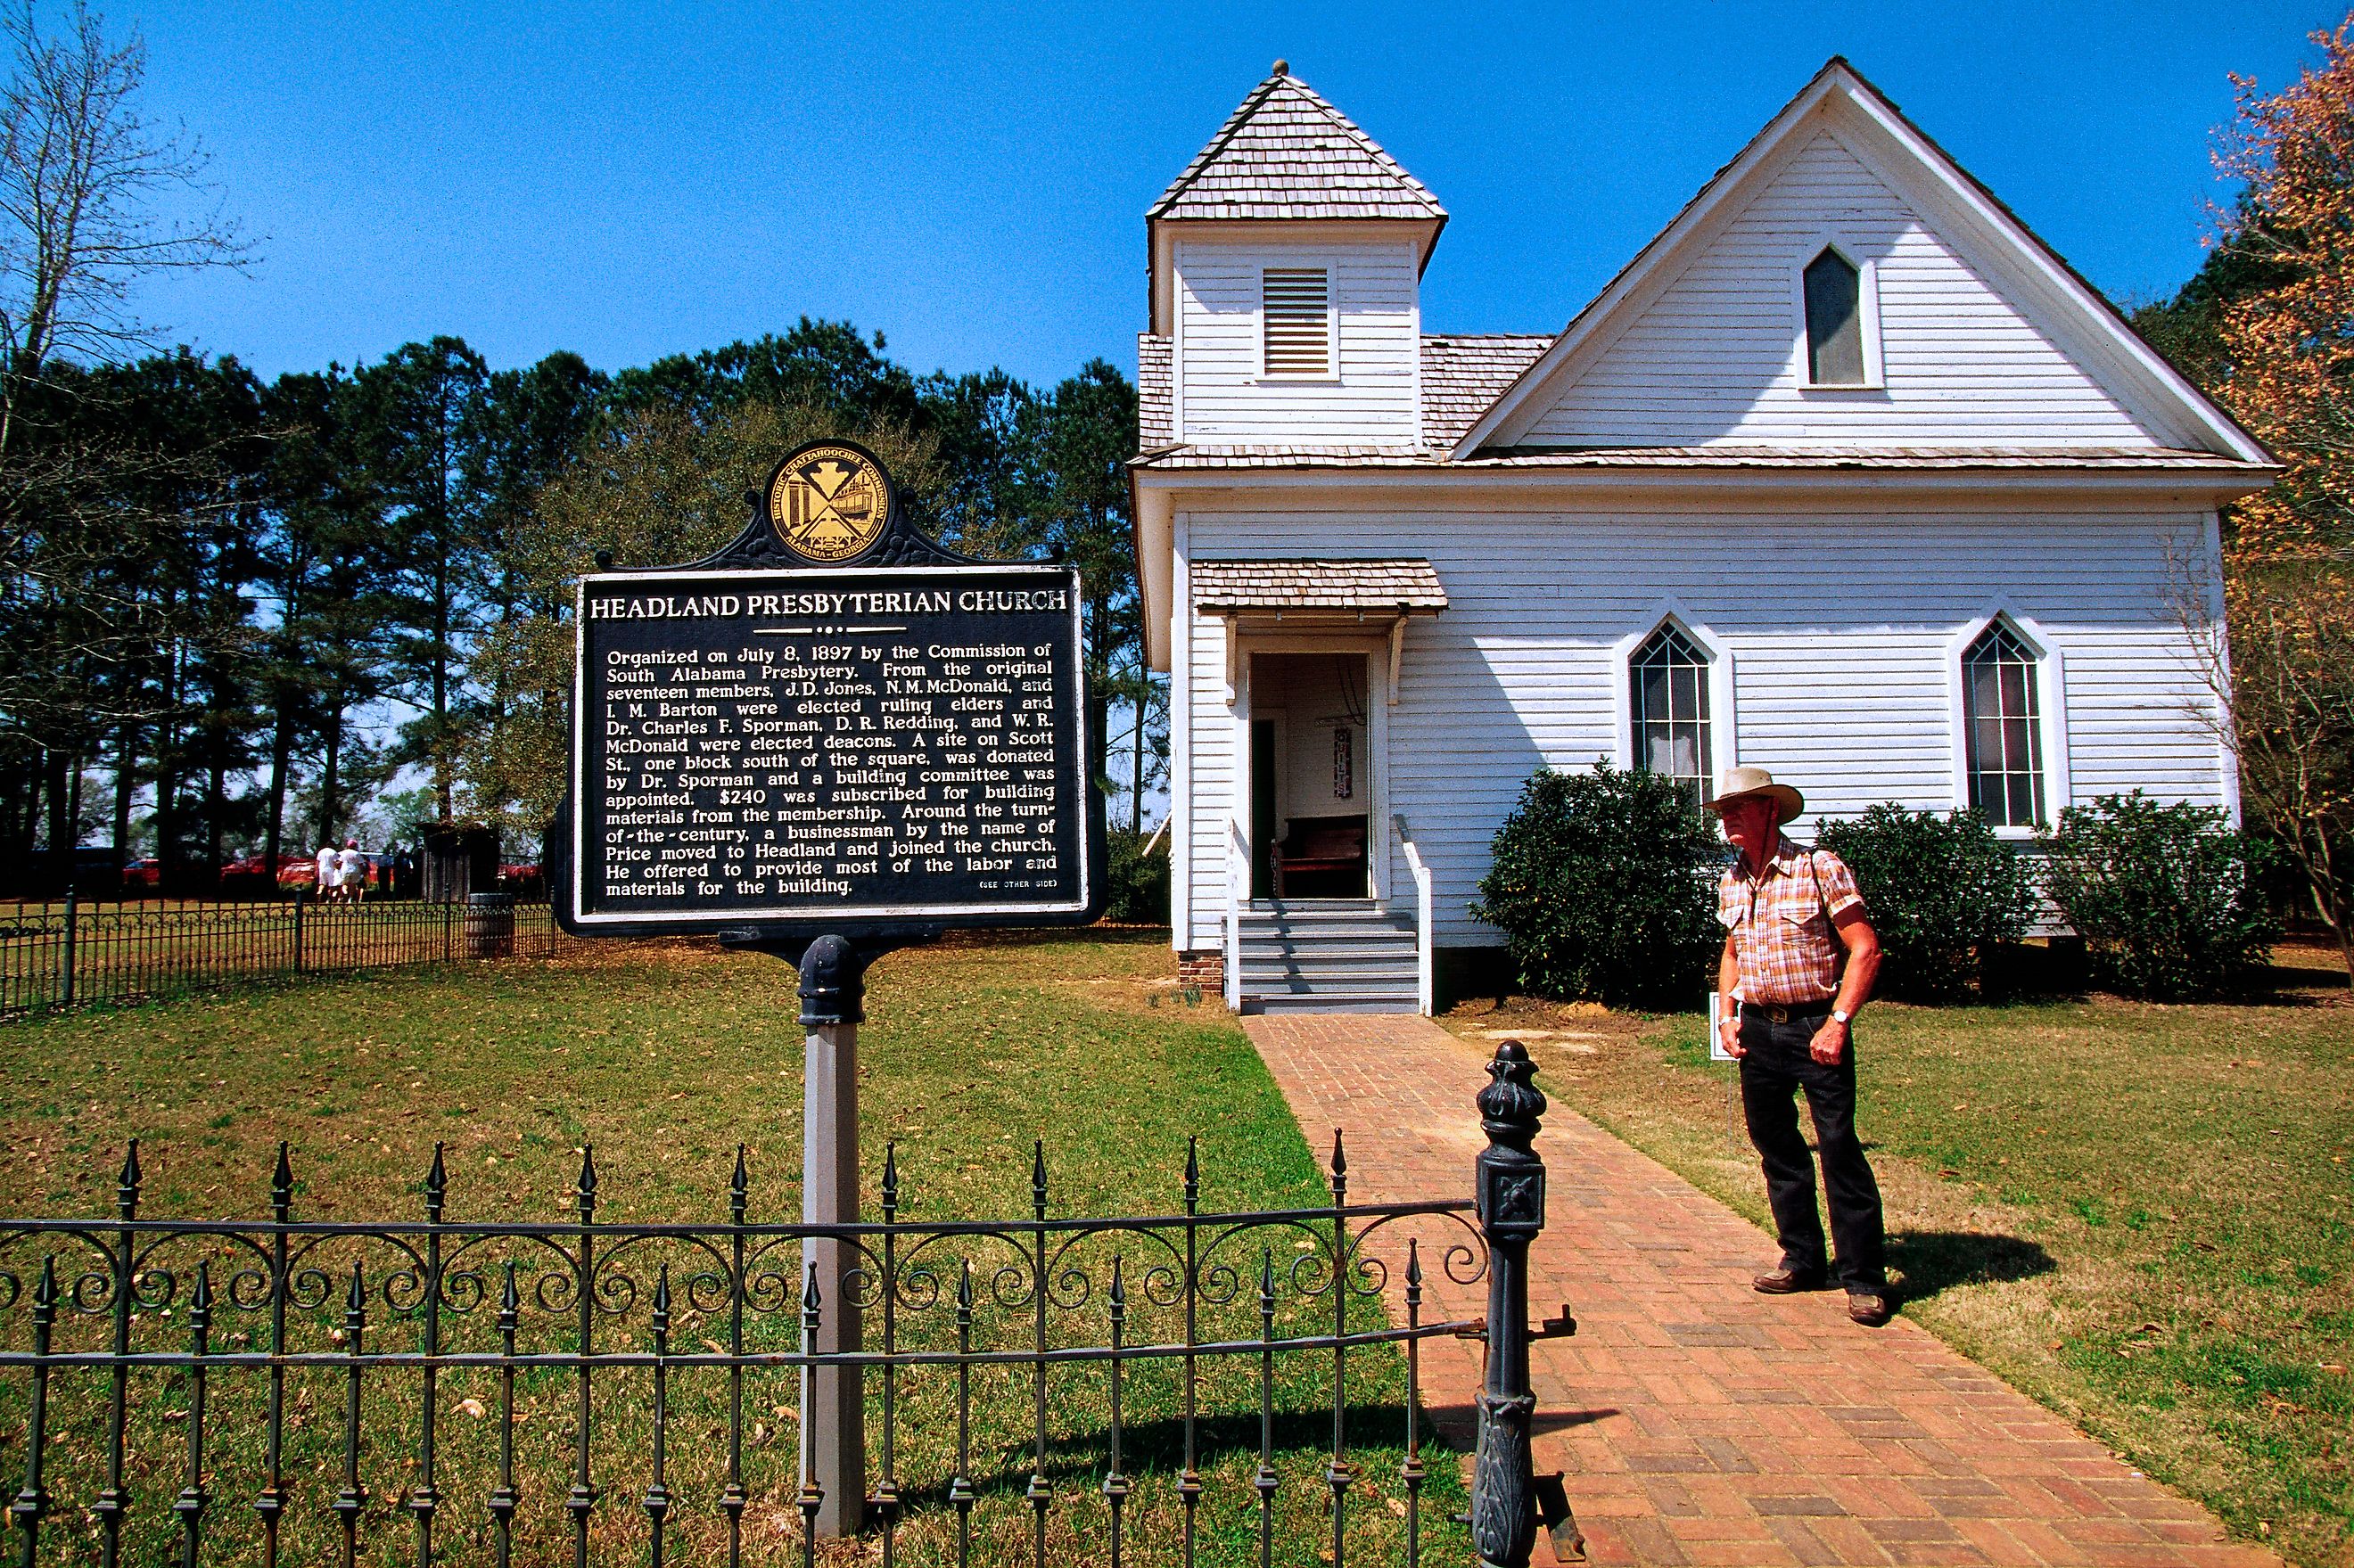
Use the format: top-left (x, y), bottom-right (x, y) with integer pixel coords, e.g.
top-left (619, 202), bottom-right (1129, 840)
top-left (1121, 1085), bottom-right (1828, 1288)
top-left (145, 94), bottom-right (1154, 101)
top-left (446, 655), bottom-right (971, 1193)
top-left (1847, 1291), bottom-right (1895, 1326)
top-left (1752, 1267), bottom-right (1829, 1294)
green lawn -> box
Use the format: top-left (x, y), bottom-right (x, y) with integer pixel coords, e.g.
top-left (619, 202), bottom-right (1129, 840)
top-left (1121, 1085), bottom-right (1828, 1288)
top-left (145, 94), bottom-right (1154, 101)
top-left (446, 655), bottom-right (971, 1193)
top-left (0, 932), bottom-right (1465, 1566)
top-left (1443, 948), bottom-right (2354, 1568)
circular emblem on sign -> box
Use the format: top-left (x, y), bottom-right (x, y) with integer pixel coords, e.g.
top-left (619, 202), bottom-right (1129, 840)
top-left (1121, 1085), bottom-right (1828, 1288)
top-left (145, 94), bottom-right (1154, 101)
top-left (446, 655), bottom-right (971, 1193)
top-left (768, 446), bottom-right (890, 562)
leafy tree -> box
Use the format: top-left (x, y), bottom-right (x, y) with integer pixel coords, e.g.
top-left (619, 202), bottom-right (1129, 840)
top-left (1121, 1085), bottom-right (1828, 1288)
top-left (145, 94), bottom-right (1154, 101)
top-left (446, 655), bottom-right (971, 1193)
top-left (252, 365), bottom-right (395, 860)
top-left (2142, 20), bottom-right (2354, 977)
top-left (605, 320), bottom-right (923, 431)
top-left (0, 0), bottom-right (248, 890)
top-left (351, 336), bottom-right (489, 822)
top-left (1039, 359), bottom-right (1141, 807)
top-left (465, 398), bottom-right (944, 834)
top-left (918, 366), bottom-right (1046, 558)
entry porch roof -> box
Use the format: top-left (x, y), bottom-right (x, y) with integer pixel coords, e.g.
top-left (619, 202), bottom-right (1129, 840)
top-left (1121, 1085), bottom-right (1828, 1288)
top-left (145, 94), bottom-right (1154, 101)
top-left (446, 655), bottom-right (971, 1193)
top-left (1191, 557), bottom-right (1447, 616)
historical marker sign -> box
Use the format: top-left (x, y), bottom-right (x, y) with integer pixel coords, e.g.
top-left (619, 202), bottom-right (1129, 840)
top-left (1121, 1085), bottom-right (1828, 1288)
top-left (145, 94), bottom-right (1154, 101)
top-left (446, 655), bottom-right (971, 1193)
top-left (555, 441), bottom-right (1101, 939)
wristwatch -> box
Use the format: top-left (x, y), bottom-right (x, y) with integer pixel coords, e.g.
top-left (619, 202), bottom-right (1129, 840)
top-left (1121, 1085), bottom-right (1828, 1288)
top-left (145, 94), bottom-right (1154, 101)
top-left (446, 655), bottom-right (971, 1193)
top-left (1831, 1008), bottom-right (1853, 1025)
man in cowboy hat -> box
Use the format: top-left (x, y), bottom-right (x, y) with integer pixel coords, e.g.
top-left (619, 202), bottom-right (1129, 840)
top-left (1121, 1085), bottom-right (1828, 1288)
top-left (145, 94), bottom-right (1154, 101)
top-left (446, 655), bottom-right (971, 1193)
top-left (1709, 766), bottom-right (1893, 1326)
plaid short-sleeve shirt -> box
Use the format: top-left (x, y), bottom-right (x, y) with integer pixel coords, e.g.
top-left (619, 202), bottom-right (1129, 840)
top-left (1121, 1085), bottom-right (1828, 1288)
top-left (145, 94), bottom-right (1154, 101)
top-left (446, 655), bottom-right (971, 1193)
top-left (1717, 835), bottom-right (1866, 1006)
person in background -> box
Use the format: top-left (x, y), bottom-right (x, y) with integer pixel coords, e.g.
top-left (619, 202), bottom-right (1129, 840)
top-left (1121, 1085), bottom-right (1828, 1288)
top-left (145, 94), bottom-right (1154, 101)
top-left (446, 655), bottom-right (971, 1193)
top-left (337, 838), bottom-right (366, 904)
top-left (1708, 765), bottom-right (1892, 1327)
top-left (315, 841), bottom-right (339, 903)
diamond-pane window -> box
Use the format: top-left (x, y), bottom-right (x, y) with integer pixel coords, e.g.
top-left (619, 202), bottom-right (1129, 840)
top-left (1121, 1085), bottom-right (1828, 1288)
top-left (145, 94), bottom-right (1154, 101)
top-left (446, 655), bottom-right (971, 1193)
top-left (1262, 268), bottom-right (1332, 377)
top-left (1632, 624), bottom-right (1713, 809)
top-left (1804, 246), bottom-right (1866, 386)
top-left (1963, 621), bottom-right (2044, 827)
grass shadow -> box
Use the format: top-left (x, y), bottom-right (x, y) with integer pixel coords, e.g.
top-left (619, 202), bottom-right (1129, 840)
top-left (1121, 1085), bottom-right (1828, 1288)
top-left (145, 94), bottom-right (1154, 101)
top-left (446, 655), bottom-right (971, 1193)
top-left (883, 1402), bottom-right (1451, 1511)
top-left (1889, 1228), bottom-right (2055, 1302)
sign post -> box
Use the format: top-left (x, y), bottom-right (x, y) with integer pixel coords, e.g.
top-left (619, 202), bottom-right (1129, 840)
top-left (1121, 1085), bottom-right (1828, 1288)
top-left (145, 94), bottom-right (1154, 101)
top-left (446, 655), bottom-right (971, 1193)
top-left (556, 441), bottom-right (1104, 1536)
top-left (797, 934), bottom-right (865, 1535)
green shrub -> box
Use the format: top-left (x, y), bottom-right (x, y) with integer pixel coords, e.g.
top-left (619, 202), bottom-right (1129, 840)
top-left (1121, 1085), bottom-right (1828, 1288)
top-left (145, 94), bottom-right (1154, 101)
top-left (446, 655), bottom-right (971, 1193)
top-left (2037, 792), bottom-right (2277, 1000)
top-left (1103, 827), bottom-right (1171, 924)
top-left (1470, 763), bottom-right (1720, 1008)
top-left (1816, 804), bottom-right (2036, 1002)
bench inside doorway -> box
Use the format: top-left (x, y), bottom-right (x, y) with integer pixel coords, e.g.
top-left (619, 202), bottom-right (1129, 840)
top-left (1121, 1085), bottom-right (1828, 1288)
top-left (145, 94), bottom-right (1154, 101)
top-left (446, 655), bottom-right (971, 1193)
top-left (1272, 814), bottom-right (1368, 899)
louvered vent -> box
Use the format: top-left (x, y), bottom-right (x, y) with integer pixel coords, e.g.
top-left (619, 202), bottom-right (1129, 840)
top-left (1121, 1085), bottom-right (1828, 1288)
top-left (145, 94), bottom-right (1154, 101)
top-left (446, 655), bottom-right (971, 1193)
top-left (1262, 267), bottom-right (1332, 377)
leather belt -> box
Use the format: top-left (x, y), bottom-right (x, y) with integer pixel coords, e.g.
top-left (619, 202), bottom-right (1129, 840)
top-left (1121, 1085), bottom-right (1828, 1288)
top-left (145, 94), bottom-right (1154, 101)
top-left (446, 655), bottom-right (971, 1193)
top-left (1740, 1001), bottom-right (1832, 1024)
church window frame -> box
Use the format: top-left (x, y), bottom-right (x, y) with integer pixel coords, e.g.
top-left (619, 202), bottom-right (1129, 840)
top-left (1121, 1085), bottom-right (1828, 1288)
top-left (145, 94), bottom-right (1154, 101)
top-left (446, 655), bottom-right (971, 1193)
top-left (1611, 606), bottom-right (1736, 808)
top-left (1793, 236), bottom-right (1885, 390)
top-left (1945, 607), bottom-right (2070, 837)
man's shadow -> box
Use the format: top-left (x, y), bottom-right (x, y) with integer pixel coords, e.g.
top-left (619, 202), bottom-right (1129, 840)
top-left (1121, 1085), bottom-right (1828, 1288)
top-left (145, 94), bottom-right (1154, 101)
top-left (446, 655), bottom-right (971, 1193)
top-left (1888, 1229), bottom-right (2055, 1301)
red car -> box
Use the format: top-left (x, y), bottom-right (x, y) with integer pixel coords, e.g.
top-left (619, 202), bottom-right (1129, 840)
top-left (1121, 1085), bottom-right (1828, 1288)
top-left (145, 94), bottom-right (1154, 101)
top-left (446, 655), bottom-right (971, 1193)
top-left (121, 858), bottom-right (161, 891)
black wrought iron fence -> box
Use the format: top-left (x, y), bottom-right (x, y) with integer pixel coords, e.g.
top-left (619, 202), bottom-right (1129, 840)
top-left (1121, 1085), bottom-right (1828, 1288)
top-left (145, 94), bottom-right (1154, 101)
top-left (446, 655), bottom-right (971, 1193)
top-left (0, 892), bottom-right (573, 1018)
top-left (0, 1044), bottom-right (1562, 1568)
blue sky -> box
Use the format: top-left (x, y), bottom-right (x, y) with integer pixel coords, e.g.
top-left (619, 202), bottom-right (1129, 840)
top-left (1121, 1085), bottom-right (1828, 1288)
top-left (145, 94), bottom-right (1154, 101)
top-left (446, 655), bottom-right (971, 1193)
top-left (122, 1), bottom-right (2335, 390)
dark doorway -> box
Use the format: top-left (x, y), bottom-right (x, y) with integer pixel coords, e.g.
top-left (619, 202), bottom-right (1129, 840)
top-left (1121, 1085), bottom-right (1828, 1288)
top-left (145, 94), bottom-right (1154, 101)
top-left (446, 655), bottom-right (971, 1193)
top-left (1249, 718), bottom-right (1278, 900)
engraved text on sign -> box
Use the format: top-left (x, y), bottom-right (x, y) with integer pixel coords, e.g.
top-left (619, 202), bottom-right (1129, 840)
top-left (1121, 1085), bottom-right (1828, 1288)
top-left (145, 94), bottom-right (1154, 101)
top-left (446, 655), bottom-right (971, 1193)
top-left (572, 563), bottom-right (1089, 925)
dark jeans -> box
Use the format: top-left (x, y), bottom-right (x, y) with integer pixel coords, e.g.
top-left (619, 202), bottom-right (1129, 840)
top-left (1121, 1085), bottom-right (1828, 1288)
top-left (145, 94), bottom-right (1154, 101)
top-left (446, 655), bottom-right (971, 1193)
top-left (1738, 1013), bottom-right (1887, 1293)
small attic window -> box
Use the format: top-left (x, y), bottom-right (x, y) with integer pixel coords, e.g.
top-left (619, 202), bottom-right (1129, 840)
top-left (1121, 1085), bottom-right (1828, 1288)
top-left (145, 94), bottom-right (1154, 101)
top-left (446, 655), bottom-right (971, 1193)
top-left (1803, 246), bottom-right (1867, 386)
top-left (1262, 267), bottom-right (1333, 378)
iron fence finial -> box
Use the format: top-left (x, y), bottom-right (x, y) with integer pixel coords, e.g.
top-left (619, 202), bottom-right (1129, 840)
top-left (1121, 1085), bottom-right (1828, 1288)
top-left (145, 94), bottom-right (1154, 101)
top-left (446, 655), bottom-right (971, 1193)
top-left (576, 1145), bottom-right (597, 1223)
top-left (424, 1144), bottom-right (447, 1223)
top-left (729, 1145), bottom-right (749, 1224)
top-left (1183, 1136), bottom-right (1200, 1215)
top-left (1031, 1141), bottom-right (1048, 1222)
top-left (116, 1141), bottom-right (140, 1220)
top-left (270, 1143), bottom-right (293, 1223)
top-left (882, 1142), bottom-right (900, 1220)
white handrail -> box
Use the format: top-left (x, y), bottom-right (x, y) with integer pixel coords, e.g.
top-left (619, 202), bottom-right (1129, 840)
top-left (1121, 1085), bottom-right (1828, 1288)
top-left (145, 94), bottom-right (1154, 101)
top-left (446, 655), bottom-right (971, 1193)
top-left (1394, 813), bottom-right (1434, 1016)
top-left (1224, 817), bottom-right (1247, 1010)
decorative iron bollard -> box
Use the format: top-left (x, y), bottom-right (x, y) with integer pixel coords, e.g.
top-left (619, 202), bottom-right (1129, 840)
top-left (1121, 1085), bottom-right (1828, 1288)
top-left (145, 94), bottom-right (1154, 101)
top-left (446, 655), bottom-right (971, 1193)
top-left (1472, 1039), bottom-right (1547, 1568)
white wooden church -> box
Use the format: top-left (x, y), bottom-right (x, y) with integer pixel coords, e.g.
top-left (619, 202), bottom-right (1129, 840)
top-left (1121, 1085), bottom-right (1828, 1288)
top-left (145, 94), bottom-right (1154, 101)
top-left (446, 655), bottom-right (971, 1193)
top-left (1131, 59), bottom-right (2275, 1014)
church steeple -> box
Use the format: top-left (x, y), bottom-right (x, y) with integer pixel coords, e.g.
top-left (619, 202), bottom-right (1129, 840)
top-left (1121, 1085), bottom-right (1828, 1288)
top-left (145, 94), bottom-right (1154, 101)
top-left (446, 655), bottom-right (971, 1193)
top-left (1148, 64), bottom-right (1445, 338)
top-left (1146, 66), bottom-right (1438, 447)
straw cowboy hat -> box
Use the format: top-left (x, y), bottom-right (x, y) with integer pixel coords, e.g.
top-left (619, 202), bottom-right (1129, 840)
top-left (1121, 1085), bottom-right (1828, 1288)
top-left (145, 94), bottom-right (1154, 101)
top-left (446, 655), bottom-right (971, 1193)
top-left (1705, 765), bottom-right (1805, 822)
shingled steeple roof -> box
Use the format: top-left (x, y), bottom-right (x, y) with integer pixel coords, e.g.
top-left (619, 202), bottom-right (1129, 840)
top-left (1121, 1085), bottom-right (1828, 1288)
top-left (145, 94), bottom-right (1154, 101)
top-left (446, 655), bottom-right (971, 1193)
top-left (1148, 63), bottom-right (1446, 224)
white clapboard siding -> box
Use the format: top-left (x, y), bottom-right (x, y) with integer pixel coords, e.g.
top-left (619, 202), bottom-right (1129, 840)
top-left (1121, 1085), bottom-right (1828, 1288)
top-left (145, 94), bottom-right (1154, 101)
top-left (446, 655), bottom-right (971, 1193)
top-left (1176, 507), bottom-right (2229, 951)
top-left (1176, 240), bottom-right (1420, 443)
top-left (1523, 132), bottom-right (2167, 448)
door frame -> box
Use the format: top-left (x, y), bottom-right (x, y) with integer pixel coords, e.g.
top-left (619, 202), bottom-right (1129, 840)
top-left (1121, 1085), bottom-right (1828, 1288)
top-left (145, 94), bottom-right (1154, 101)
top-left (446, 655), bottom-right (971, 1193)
top-left (1235, 639), bottom-right (1389, 904)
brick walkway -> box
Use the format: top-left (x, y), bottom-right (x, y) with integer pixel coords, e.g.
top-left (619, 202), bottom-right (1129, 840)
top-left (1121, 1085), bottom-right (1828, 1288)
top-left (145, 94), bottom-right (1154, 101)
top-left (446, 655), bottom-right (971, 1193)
top-left (1242, 1014), bottom-right (2276, 1568)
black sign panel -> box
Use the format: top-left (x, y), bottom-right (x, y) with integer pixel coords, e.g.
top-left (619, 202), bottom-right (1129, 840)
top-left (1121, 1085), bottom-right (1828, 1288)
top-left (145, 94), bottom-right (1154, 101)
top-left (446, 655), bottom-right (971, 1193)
top-left (564, 561), bottom-right (1095, 936)
top-left (555, 438), bottom-right (1102, 942)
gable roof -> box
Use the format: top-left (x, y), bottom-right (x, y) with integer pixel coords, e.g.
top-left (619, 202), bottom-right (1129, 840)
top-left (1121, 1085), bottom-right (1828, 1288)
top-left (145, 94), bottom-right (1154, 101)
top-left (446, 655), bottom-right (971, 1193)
top-left (1148, 66), bottom-right (1446, 224)
top-left (1449, 59), bottom-right (2272, 466)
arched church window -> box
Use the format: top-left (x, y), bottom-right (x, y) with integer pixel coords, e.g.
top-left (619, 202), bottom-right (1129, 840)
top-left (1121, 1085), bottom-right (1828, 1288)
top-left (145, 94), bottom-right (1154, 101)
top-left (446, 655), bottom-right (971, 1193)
top-left (1631, 624), bottom-right (1713, 808)
top-left (1804, 246), bottom-right (1866, 386)
top-left (1963, 620), bottom-right (2045, 826)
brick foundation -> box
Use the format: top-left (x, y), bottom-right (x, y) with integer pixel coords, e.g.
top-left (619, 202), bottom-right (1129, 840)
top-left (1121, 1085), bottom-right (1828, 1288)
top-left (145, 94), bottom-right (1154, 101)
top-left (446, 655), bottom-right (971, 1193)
top-left (1175, 949), bottom-right (1223, 990)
